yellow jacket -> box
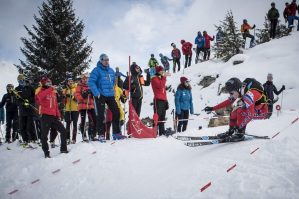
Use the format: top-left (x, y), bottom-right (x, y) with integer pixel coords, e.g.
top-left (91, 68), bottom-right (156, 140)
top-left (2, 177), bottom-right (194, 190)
top-left (114, 85), bottom-right (124, 121)
top-left (63, 84), bottom-right (78, 112)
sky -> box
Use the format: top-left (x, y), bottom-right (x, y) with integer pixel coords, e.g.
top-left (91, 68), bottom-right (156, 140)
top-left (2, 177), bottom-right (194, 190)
top-left (0, 0), bottom-right (287, 74)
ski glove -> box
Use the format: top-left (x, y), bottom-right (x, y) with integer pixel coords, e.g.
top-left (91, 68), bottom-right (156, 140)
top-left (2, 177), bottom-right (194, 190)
top-left (281, 85), bottom-right (285, 91)
top-left (81, 91), bottom-right (88, 99)
top-left (204, 106), bottom-right (213, 114)
top-left (252, 24), bottom-right (256, 29)
top-left (23, 99), bottom-right (30, 107)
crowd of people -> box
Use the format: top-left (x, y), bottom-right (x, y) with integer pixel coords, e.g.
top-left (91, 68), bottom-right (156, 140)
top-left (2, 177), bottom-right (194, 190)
top-left (0, 2), bottom-right (293, 158)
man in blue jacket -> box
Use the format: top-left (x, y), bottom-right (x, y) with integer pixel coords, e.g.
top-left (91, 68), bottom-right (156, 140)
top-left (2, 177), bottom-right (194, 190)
top-left (194, 31), bottom-right (205, 64)
top-left (88, 54), bottom-right (125, 140)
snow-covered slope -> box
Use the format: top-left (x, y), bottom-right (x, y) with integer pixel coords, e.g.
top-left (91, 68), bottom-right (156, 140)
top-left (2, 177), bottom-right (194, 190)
top-left (1, 35), bottom-right (299, 199)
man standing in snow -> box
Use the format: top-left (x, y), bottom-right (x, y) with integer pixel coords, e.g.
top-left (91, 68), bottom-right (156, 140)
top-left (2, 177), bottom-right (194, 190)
top-left (36, 77), bottom-right (68, 158)
top-left (241, 19), bottom-right (256, 48)
top-left (88, 54), bottom-right (125, 140)
top-left (263, 73), bottom-right (285, 119)
top-left (159, 53), bottom-right (172, 72)
top-left (194, 31), bottom-right (205, 63)
top-left (171, 43), bottom-right (181, 73)
top-left (181, 40), bottom-right (193, 68)
top-left (202, 31), bottom-right (215, 60)
top-left (204, 78), bottom-right (268, 142)
top-left (267, 2), bottom-right (280, 39)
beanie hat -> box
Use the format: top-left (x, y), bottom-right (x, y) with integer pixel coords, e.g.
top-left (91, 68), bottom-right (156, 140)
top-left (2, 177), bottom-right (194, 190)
top-left (171, 43), bottom-right (176, 47)
top-left (180, 76), bottom-right (189, 84)
top-left (155, 66), bottom-right (164, 73)
top-left (151, 54), bottom-right (154, 58)
top-left (181, 40), bottom-right (185, 44)
top-left (40, 76), bottom-right (50, 86)
top-left (17, 74), bottom-right (25, 81)
top-left (99, 53), bottom-right (109, 61)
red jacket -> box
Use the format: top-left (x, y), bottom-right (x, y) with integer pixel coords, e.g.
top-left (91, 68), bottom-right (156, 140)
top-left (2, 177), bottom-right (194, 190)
top-left (289, 2), bottom-right (297, 16)
top-left (181, 42), bottom-right (193, 56)
top-left (151, 75), bottom-right (167, 101)
top-left (74, 81), bottom-right (95, 111)
top-left (36, 87), bottom-right (61, 118)
top-left (203, 34), bottom-right (214, 48)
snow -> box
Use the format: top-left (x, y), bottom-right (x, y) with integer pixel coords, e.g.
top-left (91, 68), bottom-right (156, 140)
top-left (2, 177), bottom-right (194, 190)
top-left (1, 22), bottom-right (299, 199)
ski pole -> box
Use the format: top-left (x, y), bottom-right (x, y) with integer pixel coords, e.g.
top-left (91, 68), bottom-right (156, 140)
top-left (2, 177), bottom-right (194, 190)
top-left (280, 90), bottom-right (284, 114)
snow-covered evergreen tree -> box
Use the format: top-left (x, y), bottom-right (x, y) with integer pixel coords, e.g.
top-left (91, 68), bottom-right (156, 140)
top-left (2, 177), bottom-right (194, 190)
top-left (15, 0), bottom-right (92, 86)
top-left (213, 10), bottom-right (243, 62)
top-left (256, 16), bottom-right (270, 44)
top-left (276, 20), bottom-right (290, 38)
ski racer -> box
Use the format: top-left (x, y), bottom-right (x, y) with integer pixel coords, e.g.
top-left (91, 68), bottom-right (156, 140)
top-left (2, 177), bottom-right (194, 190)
top-left (204, 78), bottom-right (268, 142)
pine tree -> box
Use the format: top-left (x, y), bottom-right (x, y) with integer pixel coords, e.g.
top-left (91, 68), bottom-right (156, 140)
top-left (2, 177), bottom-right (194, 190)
top-left (213, 10), bottom-right (243, 62)
top-left (256, 16), bottom-right (270, 44)
top-left (15, 0), bottom-right (92, 86)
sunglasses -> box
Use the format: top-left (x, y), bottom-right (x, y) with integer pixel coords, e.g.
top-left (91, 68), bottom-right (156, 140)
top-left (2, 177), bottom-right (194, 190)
top-left (102, 59), bottom-right (109, 61)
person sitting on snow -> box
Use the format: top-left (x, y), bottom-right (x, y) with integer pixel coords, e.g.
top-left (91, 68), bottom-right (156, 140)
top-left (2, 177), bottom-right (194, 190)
top-left (204, 78), bottom-right (268, 142)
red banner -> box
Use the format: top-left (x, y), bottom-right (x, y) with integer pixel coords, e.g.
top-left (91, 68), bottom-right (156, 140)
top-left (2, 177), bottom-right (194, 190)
top-left (128, 101), bottom-right (157, 138)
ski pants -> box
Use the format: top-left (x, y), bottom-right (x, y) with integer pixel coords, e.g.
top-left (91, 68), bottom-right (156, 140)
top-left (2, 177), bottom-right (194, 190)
top-left (229, 104), bottom-right (268, 129)
top-left (64, 111), bottom-right (79, 141)
top-left (184, 54), bottom-right (192, 68)
top-left (153, 99), bottom-right (168, 136)
top-left (195, 47), bottom-right (204, 63)
top-left (287, 16), bottom-right (299, 30)
top-left (242, 33), bottom-right (255, 45)
top-left (203, 47), bottom-right (211, 60)
top-left (79, 109), bottom-right (97, 139)
top-left (40, 114), bottom-right (67, 155)
top-left (176, 110), bottom-right (189, 132)
top-left (269, 19), bottom-right (278, 39)
top-left (132, 97), bottom-right (142, 116)
top-left (95, 96), bottom-right (121, 135)
top-left (19, 115), bottom-right (34, 142)
top-left (173, 58), bottom-right (180, 73)
top-left (5, 111), bottom-right (18, 141)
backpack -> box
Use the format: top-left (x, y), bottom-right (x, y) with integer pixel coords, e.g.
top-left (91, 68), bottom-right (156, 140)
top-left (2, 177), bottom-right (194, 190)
top-left (243, 78), bottom-right (267, 105)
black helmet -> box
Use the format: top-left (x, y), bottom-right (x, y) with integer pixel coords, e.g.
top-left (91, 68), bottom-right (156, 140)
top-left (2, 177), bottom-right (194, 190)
top-left (225, 78), bottom-right (242, 93)
top-left (271, 2), bottom-right (275, 6)
top-left (243, 19), bottom-right (247, 23)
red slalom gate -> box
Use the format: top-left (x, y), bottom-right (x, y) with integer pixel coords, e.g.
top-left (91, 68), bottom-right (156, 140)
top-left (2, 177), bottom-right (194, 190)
top-left (226, 164), bottom-right (237, 173)
top-left (250, 147), bottom-right (260, 155)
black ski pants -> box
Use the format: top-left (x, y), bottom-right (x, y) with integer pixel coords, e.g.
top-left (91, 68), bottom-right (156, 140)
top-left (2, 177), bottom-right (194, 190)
top-left (95, 96), bottom-right (120, 135)
top-left (153, 99), bottom-right (168, 136)
top-left (203, 47), bottom-right (211, 60)
top-left (19, 115), bottom-right (34, 142)
top-left (5, 111), bottom-right (18, 141)
top-left (269, 19), bottom-right (278, 39)
top-left (173, 58), bottom-right (180, 73)
top-left (132, 98), bottom-right (142, 116)
top-left (79, 109), bottom-right (97, 139)
top-left (64, 111), bottom-right (79, 141)
top-left (177, 110), bottom-right (189, 132)
top-left (195, 47), bottom-right (204, 63)
top-left (40, 114), bottom-right (67, 155)
top-left (184, 55), bottom-right (192, 68)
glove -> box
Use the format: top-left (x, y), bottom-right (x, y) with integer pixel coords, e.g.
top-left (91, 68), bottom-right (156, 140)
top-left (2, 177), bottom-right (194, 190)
top-left (204, 106), bottom-right (213, 114)
top-left (267, 99), bottom-right (272, 104)
top-left (81, 91), bottom-right (88, 99)
top-left (281, 85), bottom-right (285, 91)
top-left (24, 99), bottom-right (30, 107)
top-left (120, 120), bottom-right (124, 126)
top-left (252, 24), bottom-right (256, 29)
top-left (120, 95), bottom-right (127, 103)
top-left (165, 101), bottom-right (169, 110)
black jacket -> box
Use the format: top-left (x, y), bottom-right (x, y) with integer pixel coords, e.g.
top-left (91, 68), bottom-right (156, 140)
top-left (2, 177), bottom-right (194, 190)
top-left (123, 64), bottom-right (150, 99)
top-left (263, 81), bottom-right (283, 100)
top-left (15, 85), bottom-right (35, 116)
top-left (0, 92), bottom-right (18, 112)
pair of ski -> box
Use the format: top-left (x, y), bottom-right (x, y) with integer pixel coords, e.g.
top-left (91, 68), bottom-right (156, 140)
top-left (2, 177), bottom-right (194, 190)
top-left (174, 134), bottom-right (270, 147)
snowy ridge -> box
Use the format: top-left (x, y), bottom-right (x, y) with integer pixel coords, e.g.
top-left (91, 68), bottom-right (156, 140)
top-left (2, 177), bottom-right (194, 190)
top-left (1, 34), bottom-right (299, 199)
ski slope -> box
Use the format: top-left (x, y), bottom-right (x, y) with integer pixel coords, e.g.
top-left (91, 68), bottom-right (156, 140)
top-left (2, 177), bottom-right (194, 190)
top-left (1, 30), bottom-right (299, 198)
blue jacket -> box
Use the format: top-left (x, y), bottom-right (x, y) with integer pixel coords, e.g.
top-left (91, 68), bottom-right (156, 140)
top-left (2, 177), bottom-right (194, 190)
top-left (88, 61), bottom-right (116, 97)
top-left (175, 86), bottom-right (194, 115)
top-left (195, 33), bottom-right (205, 48)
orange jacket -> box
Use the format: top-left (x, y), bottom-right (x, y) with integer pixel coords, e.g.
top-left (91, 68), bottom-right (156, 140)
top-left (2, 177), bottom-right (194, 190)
top-left (241, 23), bottom-right (252, 33)
top-left (74, 81), bottom-right (95, 111)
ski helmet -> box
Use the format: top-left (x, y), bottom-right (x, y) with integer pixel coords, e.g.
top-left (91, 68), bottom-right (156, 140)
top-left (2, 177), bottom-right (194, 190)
top-left (243, 19), bottom-right (247, 23)
top-left (151, 54), bottom-right (154, 58)
top-left (181, 40), bottom-right (185, 44)
top-left (171, 43), bottom-right (176, 47)
top-left (242, 78), bottom-right (264, 94)
top-left (225, 78), bottom-right (242, 93)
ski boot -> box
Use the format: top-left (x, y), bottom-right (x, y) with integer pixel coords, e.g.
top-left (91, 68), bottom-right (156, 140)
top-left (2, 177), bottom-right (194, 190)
top-left (71, 140), bottom-right (76, 144)
top-left (44, 151), bottom-right (51, 158)
top-left (50, 142), bottom-right (56, 148)
top-left (112, 133), bottom-right (126, 140)
top-left (98, 135), bottom-right (106, 143)
top-left (67, 139), bottom-right (71, 145)
top-left (225, 127), bottom-right (246, 142)
top-left (165, 128), bottom-right (175, 137)
top-left (217, 127), bottom-right (236, 139)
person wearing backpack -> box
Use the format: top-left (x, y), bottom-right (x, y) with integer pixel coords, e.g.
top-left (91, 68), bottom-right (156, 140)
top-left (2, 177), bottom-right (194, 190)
top-left (148, 54), bottom-right (159, 78)
top-left (204, 78), bottom-right (268, 142)
top-left (263, 73), bottom-right (285, 119)
top-left (241, 19), bottom-right (256, 48)
top-left (267, 2), bottom-right (280, 39)
top-left (159, 53), bottom-right (172, 72)
top-left (194, 31), bottom-right (205, 63)
top-left (180, 40), bottom-right (193, 68)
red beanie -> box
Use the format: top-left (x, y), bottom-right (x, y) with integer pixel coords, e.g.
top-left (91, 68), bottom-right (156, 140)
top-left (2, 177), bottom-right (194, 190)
top-left (155, 66), bottom-right (164, 73)
top-left (180, 76), bottom-right (189, 84)
top-left (40, 76), bottom-right (49, 85)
